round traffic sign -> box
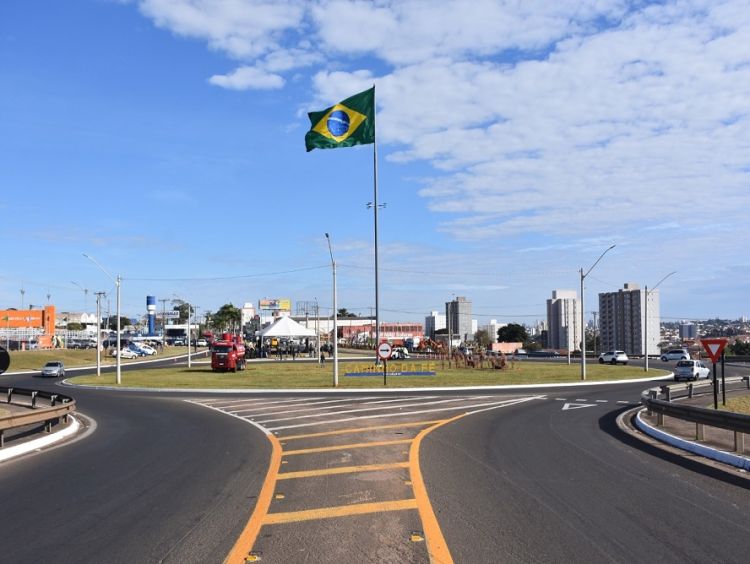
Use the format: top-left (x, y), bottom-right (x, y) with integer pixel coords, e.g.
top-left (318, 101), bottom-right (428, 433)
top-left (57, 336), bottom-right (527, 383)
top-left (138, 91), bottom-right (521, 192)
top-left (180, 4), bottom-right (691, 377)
top-left (377, 342), bottom-right (393, 360)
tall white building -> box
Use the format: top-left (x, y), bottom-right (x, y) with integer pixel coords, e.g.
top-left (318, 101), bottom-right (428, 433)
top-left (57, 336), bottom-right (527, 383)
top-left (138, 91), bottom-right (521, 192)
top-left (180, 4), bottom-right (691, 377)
top-left (480, 319), bottom-right (506, 343)
top-left (599, 282), bottom-right (660, 356)
top-left (424, 311), bottom-right (446, 339)
top-left (546, 290), bottom-right (581, 351)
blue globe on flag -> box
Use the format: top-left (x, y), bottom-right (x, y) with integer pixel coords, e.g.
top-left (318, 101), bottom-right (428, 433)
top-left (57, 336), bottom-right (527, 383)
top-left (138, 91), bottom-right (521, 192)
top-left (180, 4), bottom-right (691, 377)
top-left (327, 110), bottom-right (350, 137)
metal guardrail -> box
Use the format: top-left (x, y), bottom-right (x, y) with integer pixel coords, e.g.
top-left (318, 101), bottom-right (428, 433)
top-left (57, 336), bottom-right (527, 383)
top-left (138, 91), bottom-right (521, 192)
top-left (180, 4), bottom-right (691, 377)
top-left (641, 376), bottom-right (750, 450)
top-left (0, 386), bottom-right (76, 448)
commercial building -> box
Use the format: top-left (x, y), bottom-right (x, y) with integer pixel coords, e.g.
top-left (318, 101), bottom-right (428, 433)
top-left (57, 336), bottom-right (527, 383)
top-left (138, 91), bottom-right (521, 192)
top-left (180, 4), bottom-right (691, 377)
top-left (424, 311), bottom-right (446, 340)
top-left (679, 322), bottom-right (698, 340)
top-left (479, 319), bottom-right (506, 343)
top-left (546, 290), bottom-right (581, 351)
top-left (598, 282), bottom-right (660, 356)
top-left (446, 296), bottom-right (472, 344)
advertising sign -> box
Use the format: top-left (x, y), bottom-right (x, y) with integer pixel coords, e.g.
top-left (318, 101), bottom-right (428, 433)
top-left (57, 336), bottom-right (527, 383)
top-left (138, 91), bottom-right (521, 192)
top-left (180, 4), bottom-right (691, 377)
top-left (157, 311), bottom-right (180, 319)
top-left (259, 298), bottom-right (291, 311)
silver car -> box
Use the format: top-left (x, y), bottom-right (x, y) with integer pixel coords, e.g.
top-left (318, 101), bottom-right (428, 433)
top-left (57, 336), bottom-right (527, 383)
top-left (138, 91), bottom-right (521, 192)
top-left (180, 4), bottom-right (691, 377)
top-left (661, 349), bottom-right (689, 362)
top-left (41, 361), bottom-right (65, 378)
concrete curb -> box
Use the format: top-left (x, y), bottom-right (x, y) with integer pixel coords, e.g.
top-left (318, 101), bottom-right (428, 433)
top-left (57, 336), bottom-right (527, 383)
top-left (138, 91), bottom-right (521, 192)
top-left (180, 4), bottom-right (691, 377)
top-left (0, 414), bottom-right (81, 463)
top-left (634, 408), bottom-right (750, 471)
top-left (3, 351), bottom-right (207, 376)
top-left (61, 374), bottom-right (673, 394)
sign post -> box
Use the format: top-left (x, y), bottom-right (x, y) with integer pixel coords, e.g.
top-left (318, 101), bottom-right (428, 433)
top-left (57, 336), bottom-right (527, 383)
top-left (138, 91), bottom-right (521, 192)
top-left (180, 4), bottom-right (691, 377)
top-left (701, 338), bottom-right (728, 410)
top-left (377, 342), bottom-right (393, 387)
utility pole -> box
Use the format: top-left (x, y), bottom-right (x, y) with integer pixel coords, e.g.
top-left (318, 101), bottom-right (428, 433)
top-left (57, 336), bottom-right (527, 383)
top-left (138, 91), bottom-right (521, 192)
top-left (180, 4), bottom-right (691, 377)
top-left (159, 298), bottom-right (169, 336)
top-left (94, 292), bottom-right (106, 376)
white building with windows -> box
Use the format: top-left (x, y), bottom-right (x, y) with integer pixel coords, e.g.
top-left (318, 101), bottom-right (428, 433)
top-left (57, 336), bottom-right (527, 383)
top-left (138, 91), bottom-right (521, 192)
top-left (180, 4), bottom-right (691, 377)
top-left (546, 290), bottom-right (581, 351)
top-left (424, 311), bottom-right (446, 339)
top-left (598, 282), bottom-right (660, 356)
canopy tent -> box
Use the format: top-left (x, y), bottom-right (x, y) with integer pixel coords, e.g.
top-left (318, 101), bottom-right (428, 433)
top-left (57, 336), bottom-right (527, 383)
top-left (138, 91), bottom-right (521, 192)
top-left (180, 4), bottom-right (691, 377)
top-left (259, 315), bottom-right (316, 338)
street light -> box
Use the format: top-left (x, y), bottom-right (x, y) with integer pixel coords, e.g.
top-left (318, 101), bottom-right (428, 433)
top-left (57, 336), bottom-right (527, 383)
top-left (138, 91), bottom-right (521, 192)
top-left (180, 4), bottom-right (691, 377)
top-left (71, 281), bottom-right (89, 311)
top-left (644, 271), bottom-right (676, 372)
top-left (314, 297), bottom-right (321, 364)
top-left (325, 233), bottom-right (338, 387)
top-left (580, 244), bottom-right (616, 380)
top-left (83, 253), bottom-right (122, 385)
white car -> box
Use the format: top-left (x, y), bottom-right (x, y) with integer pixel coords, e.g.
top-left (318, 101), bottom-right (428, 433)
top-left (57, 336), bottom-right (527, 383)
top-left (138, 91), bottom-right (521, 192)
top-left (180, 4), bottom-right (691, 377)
top-left (661, 349), bottom-right (689, 362)
top-left (674, 359), bottom-right (710, 381)
top-left (112, 348), bottom-right (138, 359)
top-left (598, 350), bottom-right (629, 365)
top-left (196, 338), bottom-right (208, 347)
top-left (138, 344), bottom-right (157, 355)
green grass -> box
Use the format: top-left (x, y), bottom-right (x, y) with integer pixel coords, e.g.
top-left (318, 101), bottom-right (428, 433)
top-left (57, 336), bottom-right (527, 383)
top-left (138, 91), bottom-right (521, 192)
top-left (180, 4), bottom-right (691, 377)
top-left (719, 395), bottom-right (750, 415)
top-left (4, 347), bottom-right (200, 372)
top-left (69, 359), bottom-right (667, 389)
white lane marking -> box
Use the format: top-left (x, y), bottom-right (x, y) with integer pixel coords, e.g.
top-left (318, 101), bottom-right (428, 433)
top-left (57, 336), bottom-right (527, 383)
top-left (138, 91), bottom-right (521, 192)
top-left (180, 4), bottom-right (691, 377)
top-left (555, 398), bottom-right (567, 401)
top-left (228, 395), bottom-right (442, 416)
top-left (562, 402), bottom-right (597, 411)
top-left (466, 395), bottom-right (546, 415)
top-left (257, 396), bottom-right (489, 424)
top-left (575, 398), bottom-right (588, 402)
top-left (266, 398), bottom-right (537, 431)
top-left (595, 400), bottom-right (608, 403)
top-left (197, 397), bottom-right (319, 409)
top-left (186, 400), bottom-right (272, 435)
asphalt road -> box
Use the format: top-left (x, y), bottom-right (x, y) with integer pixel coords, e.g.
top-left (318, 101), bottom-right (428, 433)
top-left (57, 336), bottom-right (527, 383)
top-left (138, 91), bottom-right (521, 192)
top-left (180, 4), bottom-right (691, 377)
top-left (1, 359), bottom-right (749, 563)
top-left (422, 379), bottom-right (750, 563)
top-left (0, 371), bottom-right (269, 563)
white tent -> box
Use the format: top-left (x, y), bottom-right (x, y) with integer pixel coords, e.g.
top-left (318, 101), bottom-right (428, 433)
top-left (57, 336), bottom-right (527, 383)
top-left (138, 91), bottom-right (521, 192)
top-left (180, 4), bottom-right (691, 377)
top-left (259, 316), bottom-right (316, 338)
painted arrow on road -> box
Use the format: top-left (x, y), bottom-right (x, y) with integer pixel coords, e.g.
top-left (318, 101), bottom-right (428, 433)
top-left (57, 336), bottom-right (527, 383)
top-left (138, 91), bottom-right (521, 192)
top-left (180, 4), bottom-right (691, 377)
top-left (561, 402), bottom-right (597, 411)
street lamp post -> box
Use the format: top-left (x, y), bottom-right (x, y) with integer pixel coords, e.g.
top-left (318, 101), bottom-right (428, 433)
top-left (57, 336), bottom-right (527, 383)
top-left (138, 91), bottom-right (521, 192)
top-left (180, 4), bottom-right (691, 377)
top-left (83, 254), bottom-right (122, 385)
top-left (325, 233), bottom-right (338, 387)
top-left (580, 245), bottom-right (616, 380)
top-left (314, 297), bottom-right (321, 364)
top-left (644, 271), bottom-right (676, 372)
top-left (71, 281), bottom-right (89, 312)
top-left (94, 291), bottom-right (106, 376)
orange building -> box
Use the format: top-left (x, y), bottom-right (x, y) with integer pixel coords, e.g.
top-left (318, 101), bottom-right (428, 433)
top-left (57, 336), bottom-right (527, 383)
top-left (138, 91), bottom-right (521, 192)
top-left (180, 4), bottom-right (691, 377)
top-left (1, 306), bottom-right (56, 334)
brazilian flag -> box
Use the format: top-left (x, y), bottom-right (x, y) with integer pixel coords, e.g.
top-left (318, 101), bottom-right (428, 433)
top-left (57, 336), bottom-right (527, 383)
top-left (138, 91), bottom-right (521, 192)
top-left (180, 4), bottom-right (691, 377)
top-left (305, 87), bottom-right (375, 152)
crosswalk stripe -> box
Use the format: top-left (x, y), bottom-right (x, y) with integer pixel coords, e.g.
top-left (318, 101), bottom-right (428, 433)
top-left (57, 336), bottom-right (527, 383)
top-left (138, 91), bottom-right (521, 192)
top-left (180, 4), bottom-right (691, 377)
top-left (263, 499), bottom-right (418, 525)
top-left (277, 461), bottom-right (409, 480)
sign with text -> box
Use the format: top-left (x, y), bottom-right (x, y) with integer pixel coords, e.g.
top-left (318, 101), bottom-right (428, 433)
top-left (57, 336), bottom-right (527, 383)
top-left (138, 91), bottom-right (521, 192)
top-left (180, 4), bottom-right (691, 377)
top-left (701, 338), bottom-right (728, 363)
top-left (157, 311), bottom-right (180, 319)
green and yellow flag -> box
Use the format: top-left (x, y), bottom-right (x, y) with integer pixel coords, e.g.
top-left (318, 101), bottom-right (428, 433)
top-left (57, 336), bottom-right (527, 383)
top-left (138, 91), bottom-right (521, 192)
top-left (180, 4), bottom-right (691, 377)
top-left (305, 87), bottom-right (375, 152)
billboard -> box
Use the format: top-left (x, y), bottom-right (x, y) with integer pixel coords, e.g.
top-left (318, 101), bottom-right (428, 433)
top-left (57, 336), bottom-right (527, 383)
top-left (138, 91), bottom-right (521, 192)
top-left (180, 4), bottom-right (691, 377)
top-left (0, 306), bottom-right (56, 333)
top-left (259, 298), bottom-right (291, 311)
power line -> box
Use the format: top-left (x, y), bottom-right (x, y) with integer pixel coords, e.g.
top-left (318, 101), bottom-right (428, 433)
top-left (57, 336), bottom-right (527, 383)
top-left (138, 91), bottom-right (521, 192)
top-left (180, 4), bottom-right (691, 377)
top-left (127, 265), bottom-right (328, 282)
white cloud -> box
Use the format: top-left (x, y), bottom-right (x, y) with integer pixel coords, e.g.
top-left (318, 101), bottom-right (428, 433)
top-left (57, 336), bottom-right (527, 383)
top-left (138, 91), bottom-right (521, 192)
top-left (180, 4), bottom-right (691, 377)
top-left (209, 65), bottom-right (284, 89)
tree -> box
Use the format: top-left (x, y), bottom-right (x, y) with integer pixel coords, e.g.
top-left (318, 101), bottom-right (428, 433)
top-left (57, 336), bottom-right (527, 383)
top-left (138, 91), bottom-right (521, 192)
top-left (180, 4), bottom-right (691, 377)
top-left (107, 316), bottom-right (131, 331)
top-left (171, 300), bottom-right (195, 324)
top-left (66, 322), bottom-right (83, 331)
top-left (337, 308), bottom-right (357, 318)
top-left (474, 329), bottom-right (492, 349)
top-left (497, 323), bottom-right (528, 343)
top-left (730, 340), bottom-right (750, 355)
top-left (210, 303), bottom-right (241, 332)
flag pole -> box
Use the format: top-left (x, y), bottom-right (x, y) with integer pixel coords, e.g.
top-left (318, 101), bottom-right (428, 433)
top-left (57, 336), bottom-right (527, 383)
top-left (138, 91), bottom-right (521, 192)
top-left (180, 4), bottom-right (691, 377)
top-left (372, 85), bottom-right (381, 364)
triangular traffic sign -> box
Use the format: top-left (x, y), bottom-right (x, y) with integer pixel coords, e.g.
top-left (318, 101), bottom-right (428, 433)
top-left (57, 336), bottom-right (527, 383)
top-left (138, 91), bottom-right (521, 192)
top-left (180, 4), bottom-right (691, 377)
top-left (701, 338), bottom-right (728, 363)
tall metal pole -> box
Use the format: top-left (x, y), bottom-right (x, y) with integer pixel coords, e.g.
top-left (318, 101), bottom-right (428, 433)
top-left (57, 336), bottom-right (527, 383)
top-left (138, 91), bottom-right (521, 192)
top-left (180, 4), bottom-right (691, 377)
top-left (580, 245), bottom-right (616, 381)
top-left (187, 302), bottom-right (192, 368)
top-left (326, 233), bottom-right (338, 386)
top-left (94, 291), bottom-right (106, 376)
top-left (115, 275), bottom-right (121, 385)
top-left (580, 268), bottom-right (586, 380)
top-left (315, 297), bottom-right (320, 364)
top-left (83, 254), bottom-right (121, 385)
top-left (372, 93), bottom-right (381, 363)
top-left (643, 271), bottom-right (676, 372)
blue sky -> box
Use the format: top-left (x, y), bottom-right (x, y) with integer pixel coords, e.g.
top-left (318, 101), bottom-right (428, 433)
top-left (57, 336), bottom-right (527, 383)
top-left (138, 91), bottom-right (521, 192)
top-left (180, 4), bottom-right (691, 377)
top-left (1, 0), bottom-right (749, 326)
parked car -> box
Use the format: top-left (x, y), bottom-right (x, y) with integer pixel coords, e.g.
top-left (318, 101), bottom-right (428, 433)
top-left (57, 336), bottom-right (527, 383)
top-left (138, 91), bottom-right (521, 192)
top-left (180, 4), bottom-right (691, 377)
top-left (40, 361), bottom-right (65, 378)
top-left (196, 338), bottom-right (208, 347)
top-left (112, 348), bottom-right (138, 359)
top-left (598, 350), bottom-right (629, 365)
top-left (390, 347), bottom-right (410, 360)
top-left (674, 359), bottom-right (710, 381)
top-left (138, 344), bottom-right (157, 355)
top-left (172, 338), bottom-right (186, 346)
top-left (661, 349), bottom-right (690, 362)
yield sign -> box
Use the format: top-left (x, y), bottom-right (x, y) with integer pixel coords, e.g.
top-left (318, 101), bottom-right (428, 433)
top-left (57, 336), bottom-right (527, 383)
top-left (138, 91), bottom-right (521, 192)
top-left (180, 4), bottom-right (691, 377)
top-left (562, 402), bottom-right (597, 411)
top-left (701, 338), bottom-right (728, 363)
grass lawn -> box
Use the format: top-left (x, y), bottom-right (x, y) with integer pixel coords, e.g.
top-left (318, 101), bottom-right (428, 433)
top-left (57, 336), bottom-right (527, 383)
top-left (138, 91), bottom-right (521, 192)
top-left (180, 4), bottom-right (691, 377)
top-left (4, 347), bottom-right (202, 372)
top-left (70, 359), bottom-right (667, 389)
top-left (719, 395), bottom-right (750, 415)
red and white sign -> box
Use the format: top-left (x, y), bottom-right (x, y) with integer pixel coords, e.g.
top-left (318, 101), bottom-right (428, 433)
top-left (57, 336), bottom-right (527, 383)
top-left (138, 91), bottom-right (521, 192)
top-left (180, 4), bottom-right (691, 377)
top-left (701, 338), bottom-right (728, 363)
top-left (377, 342), bottom-right (393, 360)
